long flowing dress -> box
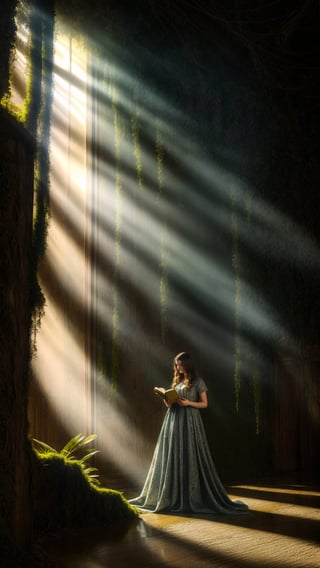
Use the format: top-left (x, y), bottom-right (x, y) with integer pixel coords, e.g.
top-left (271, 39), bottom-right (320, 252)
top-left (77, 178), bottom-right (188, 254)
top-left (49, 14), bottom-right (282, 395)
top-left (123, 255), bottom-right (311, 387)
top-left (129, 377), bottom-right (248, 514)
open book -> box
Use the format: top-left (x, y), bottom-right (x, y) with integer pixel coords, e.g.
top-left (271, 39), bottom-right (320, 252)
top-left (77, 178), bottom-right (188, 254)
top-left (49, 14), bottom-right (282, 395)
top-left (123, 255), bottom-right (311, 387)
top-left (154, 387), bottom-right (180, 404)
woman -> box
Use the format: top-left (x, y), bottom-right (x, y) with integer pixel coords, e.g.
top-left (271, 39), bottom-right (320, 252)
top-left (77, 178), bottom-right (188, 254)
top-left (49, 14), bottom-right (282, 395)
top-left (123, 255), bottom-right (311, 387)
top-left (129, 352), bottom-right (248, 514)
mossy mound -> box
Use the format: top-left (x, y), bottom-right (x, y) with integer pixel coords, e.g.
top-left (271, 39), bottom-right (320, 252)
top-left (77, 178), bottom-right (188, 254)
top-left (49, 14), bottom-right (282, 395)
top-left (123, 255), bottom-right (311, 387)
top-left (34, 453), bottom-right (137, 531)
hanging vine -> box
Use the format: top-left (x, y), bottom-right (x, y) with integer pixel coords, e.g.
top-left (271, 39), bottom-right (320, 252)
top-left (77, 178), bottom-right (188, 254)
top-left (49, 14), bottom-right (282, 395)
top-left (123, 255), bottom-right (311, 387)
top-left (252, 369), bottom-right (261, 435)
top-left (131, 101), bottom-right (144, 192)
top-left (244, 188), bottom-right (261, 434)
top-left (231, 184), bottom-right (241, 412)
top-left (155, 120), bottom-right (164, 201)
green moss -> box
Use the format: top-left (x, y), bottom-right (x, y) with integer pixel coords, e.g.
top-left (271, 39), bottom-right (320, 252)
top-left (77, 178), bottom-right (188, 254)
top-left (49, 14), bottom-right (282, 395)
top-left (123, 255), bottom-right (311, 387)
top-left (0, 93), bottom-right (25, 122)
top-left (34, 453), bottom-right (137, 531)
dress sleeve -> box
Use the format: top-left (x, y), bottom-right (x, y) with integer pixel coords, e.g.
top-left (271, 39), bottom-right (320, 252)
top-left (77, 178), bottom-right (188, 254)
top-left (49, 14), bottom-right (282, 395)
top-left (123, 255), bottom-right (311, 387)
top-left (197, 377), bottom-right (208, 394)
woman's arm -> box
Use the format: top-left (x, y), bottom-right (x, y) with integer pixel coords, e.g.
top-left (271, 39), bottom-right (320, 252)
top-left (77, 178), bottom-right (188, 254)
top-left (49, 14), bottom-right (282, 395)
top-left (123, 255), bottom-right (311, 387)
top-left (177, 391), bottom-right (208, 409)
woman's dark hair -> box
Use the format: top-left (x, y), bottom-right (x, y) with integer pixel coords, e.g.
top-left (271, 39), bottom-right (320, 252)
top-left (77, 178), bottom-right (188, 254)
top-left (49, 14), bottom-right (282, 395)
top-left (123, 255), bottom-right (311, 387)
top-left (172, 352), bottom-right (196, 390)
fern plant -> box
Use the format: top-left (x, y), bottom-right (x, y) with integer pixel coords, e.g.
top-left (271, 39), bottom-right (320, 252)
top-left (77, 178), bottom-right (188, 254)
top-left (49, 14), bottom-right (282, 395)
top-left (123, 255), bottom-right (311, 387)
top-left (33, 433), bottom-right (100, 485)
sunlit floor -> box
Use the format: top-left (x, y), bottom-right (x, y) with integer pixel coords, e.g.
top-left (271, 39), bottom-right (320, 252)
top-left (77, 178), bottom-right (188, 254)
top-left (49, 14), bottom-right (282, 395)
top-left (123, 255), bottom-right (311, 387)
top-left (40, 473), bottom-right (320, 568)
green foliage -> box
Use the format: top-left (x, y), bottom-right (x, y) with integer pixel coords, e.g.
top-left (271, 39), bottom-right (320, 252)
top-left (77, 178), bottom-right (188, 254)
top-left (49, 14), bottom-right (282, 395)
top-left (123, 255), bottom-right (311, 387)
top-left (33, 433), bottom-right (100, 485)
top-left (34, 452), bottom-right (137, 531)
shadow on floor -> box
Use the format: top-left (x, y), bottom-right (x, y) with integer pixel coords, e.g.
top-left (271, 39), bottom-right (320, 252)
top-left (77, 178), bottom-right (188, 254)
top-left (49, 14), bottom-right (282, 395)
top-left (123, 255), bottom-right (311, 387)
top-left (33, 473), bottom-right (320, 568)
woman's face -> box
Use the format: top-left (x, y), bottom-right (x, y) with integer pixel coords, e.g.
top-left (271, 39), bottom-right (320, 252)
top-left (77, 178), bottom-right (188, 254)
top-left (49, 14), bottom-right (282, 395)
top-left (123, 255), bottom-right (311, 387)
top-left (175, 359), bottom-right (185, 374)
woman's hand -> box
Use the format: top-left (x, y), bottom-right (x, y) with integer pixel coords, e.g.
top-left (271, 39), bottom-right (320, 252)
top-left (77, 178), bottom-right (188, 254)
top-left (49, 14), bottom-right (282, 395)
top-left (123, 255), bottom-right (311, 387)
top-left (177, 397), bottom-right (190, 407)
top-left (163, 397), bottom-right (172, 408)
top-left (177, 392), bottom-right (208, 409)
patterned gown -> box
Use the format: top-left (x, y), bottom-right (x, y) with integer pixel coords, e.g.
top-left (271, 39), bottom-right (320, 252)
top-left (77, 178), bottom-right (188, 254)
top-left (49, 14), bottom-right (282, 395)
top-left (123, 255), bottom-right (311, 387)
top-left (129, 377), bottom-right (248, 514)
